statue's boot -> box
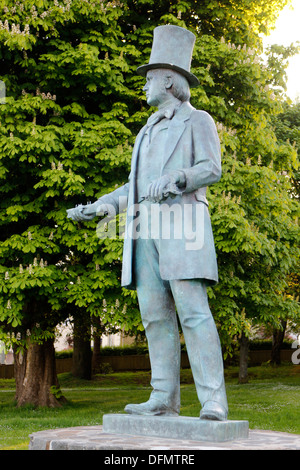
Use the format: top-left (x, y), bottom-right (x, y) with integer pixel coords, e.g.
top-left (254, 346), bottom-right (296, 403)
top-left (200, 400), bottom-right (227, 421)
top-left (124, 398), bottom-right (179, 416)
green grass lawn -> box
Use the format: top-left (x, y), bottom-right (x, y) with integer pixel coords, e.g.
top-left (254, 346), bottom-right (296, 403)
top-left (0, 364), bottom-right (299, 450)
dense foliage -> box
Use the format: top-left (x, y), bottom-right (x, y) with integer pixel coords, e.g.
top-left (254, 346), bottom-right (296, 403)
top-left (0, 0), bottom-right (298, 402)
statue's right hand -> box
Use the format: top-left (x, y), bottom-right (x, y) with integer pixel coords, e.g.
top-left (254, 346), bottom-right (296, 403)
top-left (82, 201), bottom-right (108, 217)
top-left (66, 204), bottom-right (93, 221)
top-left (67, 202), bottom-right (109, 221)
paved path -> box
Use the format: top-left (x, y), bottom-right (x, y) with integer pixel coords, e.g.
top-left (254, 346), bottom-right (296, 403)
top-left (29, 425), bottom-right (300, 450)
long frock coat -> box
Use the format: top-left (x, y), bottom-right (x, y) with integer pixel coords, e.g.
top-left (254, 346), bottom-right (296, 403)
top-left (98, 101), bottom-right (222, 290)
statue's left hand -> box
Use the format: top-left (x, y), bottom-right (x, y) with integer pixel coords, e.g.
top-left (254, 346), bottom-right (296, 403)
top-left (147, 174), bottom-right (182, 202)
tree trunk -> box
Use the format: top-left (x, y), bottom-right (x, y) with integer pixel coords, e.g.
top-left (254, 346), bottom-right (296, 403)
top-left (72, 314), bottom-right (92, 380)
top-left (13, 345), bottom-right (27, 399)
top-left (14, 338), bottom-right (66, 407)
top-left (271, 320), bottom-right (287, 365)
top-left (92, 331), bottom-right (102, 373)
top-left (239, 332), bottom-right (249, 384)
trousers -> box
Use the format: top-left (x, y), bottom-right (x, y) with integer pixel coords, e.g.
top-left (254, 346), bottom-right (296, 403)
top-left (134, 236), bottom-right (228, 414)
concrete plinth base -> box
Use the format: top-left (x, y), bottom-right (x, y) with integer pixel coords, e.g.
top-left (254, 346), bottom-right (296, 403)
top-left (28, 425), bottom-right (300, 450)
top-left (103, 414), bottom-right (249, 442)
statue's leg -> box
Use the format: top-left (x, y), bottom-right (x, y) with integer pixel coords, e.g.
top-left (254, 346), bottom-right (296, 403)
top-left (125, 238), bottom-right (181, 415)
top-left (170, 279), bottom-right (228, 420)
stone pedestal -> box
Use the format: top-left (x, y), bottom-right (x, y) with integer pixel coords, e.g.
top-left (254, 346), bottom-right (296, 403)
top-left (28, 425), bottom-right (300, 450)
top-left (103, 414), bottom-right (249, 442)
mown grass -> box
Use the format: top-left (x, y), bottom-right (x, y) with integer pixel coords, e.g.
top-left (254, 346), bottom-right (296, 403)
top-left (0, 364), bottom-right (299, 450)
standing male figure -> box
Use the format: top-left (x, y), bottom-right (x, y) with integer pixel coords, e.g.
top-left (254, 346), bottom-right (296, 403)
top-left (68, 25), bottom-right (228, 420)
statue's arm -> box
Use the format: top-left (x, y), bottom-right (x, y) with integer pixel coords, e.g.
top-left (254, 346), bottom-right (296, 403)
top-left (67, 182), bottom-right (129, 221)
top-left (145, 110), bottom-right (221, 202)
top-left (181, 110), bottom-right (222, 193)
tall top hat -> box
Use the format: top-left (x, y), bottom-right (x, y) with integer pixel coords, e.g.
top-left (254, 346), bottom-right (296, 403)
top-left (136, 25), bottom-right (199, 88)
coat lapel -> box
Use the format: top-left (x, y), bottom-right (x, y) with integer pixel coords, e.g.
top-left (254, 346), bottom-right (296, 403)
top-left (121, 125), bottom-right (148, 289)
top-left (162, 102), bottom-right (195, 171)
top-left (131, 124), bottom-right (148, 179)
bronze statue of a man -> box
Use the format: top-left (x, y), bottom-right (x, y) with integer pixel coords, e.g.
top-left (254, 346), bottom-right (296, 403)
top-left (68, 25), bottom-right (228, 421)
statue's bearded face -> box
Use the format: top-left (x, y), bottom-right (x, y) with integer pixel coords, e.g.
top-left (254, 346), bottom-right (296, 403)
top-left (143, 69), bottom-right (170, 107)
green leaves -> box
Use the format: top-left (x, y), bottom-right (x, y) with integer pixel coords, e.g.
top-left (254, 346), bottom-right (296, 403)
top-left (0, 0), bottom-right (298, 355)
top-left (0, 0), bottom-right (135, 344)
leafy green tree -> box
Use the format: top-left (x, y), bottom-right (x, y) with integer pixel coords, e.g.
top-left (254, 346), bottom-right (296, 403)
top-left (269, 101), bottom-right (300, 363)
top-left (123, 0), bottom-right (300, 375)
top-left (0, 0), bottom-right (140, 406)
top-left (0, 0), bottom-right (298, 405)
top-left (192, 36), bottom-right (300, 375)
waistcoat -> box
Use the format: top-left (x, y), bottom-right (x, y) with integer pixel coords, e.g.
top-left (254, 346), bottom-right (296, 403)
top-left (136, 118), bottom-right (171, 201)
